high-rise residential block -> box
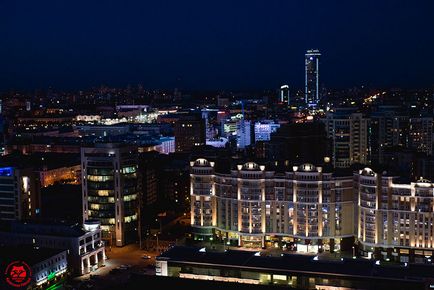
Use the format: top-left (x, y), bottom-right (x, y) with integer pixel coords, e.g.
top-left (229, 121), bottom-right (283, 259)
top-left (322, 108), bottom-right (369, 168)
top-left (174, 114), bottom-right (206, 152)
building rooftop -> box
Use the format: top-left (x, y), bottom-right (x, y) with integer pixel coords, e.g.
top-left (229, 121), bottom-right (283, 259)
top-left (0, 220), bottom-right (88, 238)
top-left (0, 152), bottom-right (80, 170)
top-left (158, 246), bottom-right (434, 282)
top-left (0, 245), bottom-right (66, 266)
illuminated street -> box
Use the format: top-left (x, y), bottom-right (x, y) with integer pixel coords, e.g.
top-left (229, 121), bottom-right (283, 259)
top-left (69, 244), bottom-right (157, 289)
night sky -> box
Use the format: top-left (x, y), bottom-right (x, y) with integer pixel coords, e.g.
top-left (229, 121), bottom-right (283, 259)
top-left (1, 0), bottom-right (434, 91)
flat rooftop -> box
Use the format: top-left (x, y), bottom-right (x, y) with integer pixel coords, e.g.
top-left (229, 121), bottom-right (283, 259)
top-left (0, 245), bottom-right (66, 266)
top-left (0, 220), bottom-right (87, 237)
top-left (158, 246), bottom-right (434, 282)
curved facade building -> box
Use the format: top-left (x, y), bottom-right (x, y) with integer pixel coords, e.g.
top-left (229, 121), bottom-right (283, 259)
top-left (81, 143), bottom-right (138, 247)
top-left (190, 159), bottom-right (354, 252)
top-left (356, 168), bottom-right (434, 262)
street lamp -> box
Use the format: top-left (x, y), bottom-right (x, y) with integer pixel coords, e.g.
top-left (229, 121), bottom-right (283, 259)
top-left (154, 233), bottom-right (159, 254)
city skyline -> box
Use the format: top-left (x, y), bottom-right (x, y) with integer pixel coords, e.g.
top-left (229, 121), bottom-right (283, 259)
top-left (1, 1), bottom-right (434, 91)
top-left (1, 2), bottom-right (434, 290)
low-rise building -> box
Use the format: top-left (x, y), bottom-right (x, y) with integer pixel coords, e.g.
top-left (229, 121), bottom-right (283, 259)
top-left (156, 246), bottom-right (433, 290)
top-left (0, 245), bottom-right (68, 288)
top-left (0, 220), bottom-right (105, 275)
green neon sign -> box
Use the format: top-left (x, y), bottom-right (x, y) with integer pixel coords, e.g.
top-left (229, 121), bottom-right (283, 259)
top-left (47, 271), bottom-right (56, 281)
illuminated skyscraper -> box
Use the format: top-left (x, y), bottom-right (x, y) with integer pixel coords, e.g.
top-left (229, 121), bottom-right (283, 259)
top-left (81, 143), bottom-right (138, 247)
top-left (280, 85), bottom-right (290, 105)
top-left (305, 49), bottom-right (321, 105)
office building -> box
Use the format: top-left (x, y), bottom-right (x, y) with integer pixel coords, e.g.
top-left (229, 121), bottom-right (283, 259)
top-left (370, 109), bottom-right (403, 164)
top-left (305, 49), bottom-right (321, 105)
top-left (236, 120), bottom-right (251, 149)
top-left (0, 166), bottom-right (40, 221)
top-left (0, 220), bottom-right (105, 275)
top-left (254, 120), bottom-right (280, 142)
top-left (190, 159), bottom-right (354, 252)
top-left (409, 117), bottom-right (433, 156)
top-left (322, 109), bottom-right (369, 168)
top-left (81, 143), bottom-right (138, 247)
top-left (280, 85), bottom-right (290, 105)
top-left (155, 137), bottom-right (175, 155)
top-left (221, 119), bottom-right (238, 138)
top-left (264, 122), bottom-right (329, 165)
top-left (159, 153), bottom-right (190, 210)
top-left (0, 246), bottom-right (68, 288)
top-left (201, 109), bottom-right (219, 140)
top-left (206, 137), bottom-right (229, 148)
top-left (174, 114), bottom-right (206, 152)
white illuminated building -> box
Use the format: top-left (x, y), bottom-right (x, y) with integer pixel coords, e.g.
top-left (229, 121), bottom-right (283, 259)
top-left (155, 137), bottom-right (175, 154)
top-left (236, 120), bottom-right (251, 149)
top-left (305, 49), bottom-right (321, 106)
top-left (206, 137), bottom-right (229, 148)
top-left (191, 159), bottom-right (434, 261)
top-left (254, 120), bottom-right (280, 142)
top-left (356, 168), bottom-right (434, 262)
top-left (0, 220), bottom-right (105, 275)
top-left (190, 159), bottom-right (354, 252)
top-left (280, 85), bottom-right (290, 104)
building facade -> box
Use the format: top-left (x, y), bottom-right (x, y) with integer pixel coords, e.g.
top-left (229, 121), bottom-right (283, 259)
top-left (81, 143), bottom-right (138, 247)
top-left (409, 117), bottom-right (433, 156)
top-left (39, 164), bottom-right (81, 187)
top-left (174, 114), bottom-right (206, 152)
top-left (0, 166), bottom-right (40, 221)
top-left (356, 168), bottom-right (434, 263)
top-left (191, 159), bottom-right (434, 261)
top-left (0, 220), bottom-right (105, 275)
top-left (280, 85), bottom-right (290, 105)
top-left (0, 246), bottom-right (68, 289)
top-left (190, 159), bottom-right (354, 252)
top-left (254, 121), bottom-right (281, 142)
top-left (236, 120), bottom-right (251, 149)
top-left (322, 109), bottom-right (369, 168)
top-left (156, 246), bottom-right (432, 290)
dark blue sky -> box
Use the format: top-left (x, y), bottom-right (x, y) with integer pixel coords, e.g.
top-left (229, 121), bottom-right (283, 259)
top-left (1, 0), bottom-right (434, 91)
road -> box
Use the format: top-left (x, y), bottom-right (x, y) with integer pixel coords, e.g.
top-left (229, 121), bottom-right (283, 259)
top-left (70, 244), bottom-right (158, 289)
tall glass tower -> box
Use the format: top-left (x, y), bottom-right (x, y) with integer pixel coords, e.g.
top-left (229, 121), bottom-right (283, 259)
top-left (280, 85), bottom-right (290, 105)
top-left (81, 143), bottom-right (138, 247)
top-left (305, 49), bottom-right (321, 106)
